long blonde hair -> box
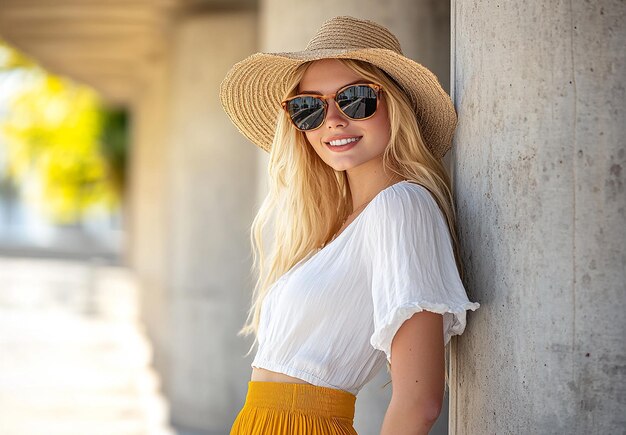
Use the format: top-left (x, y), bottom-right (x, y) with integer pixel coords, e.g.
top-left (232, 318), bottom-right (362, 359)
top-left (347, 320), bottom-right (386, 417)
top-left (238, 58), bottom-right (463, 391)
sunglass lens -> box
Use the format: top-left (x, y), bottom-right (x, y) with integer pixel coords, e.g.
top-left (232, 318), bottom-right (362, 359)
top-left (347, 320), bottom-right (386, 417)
top-left (337, 85), bottom-right (378, 119)
top-left (285, 96), bottom-right (325, 130)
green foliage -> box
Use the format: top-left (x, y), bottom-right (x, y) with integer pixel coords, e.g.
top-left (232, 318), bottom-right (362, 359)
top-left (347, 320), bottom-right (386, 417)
top-left (99, 108), bottom-right (129, 197)
top-left (0, 41), bottom-right (127, 224)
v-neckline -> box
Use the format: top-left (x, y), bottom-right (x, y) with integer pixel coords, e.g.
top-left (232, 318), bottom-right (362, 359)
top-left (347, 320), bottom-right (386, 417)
top-left (287, 180), bottom-right (410, 274)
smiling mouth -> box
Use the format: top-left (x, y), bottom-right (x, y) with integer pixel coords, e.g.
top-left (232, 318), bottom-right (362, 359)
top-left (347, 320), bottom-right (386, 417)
top-left (325, 136), bottom-right (362, 146)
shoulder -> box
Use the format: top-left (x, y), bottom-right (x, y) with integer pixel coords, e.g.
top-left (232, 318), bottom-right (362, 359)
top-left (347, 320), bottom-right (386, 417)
top-left (369, 181), bottom-right (443, 222)
top-left (362, 180), bottom-right (451, 245)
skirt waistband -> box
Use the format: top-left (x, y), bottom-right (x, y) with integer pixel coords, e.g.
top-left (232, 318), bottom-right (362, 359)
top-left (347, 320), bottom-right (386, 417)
top-left (244, 381), bottom-right (356, 420)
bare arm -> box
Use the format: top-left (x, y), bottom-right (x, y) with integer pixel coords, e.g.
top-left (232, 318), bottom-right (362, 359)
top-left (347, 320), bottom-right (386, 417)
top-left (380, 311), bottom-right (445, 435)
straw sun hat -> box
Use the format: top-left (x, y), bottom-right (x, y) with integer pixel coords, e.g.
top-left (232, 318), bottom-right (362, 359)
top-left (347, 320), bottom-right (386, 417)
top-left (219, 15), bottom-right (457, 160)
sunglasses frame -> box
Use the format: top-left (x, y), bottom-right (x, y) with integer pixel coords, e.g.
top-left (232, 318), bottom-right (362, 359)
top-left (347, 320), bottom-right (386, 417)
top-left (281, 82), bottom-right (383, 132)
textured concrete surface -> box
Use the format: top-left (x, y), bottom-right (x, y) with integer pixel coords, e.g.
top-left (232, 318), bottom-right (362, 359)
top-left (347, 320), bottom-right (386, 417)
top-left (450, 1), bottom-right (625, 433)
top-left (0, 256), bottom-right (175, 435)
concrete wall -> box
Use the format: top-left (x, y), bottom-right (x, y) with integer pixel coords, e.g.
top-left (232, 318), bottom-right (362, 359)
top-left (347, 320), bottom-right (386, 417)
top-left (258, 2), bottom-right (451, 434)
top-left (449, 1), bottom-right (625, 433)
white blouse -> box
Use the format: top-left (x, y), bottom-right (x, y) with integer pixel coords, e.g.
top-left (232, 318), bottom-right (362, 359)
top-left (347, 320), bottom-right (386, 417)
top-left (251, 180), bottom-right (480, 396)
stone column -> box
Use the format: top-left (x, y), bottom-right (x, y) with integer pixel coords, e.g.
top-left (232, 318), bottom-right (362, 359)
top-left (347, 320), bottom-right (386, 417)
top-left (127, 39), bottom-right (172, 379)
top-left (131, 10), bottom-right (258, 433)
top-left (154, 11), bottom-right (258, 432)
top-left (450, 1), bottom-right (625, 433)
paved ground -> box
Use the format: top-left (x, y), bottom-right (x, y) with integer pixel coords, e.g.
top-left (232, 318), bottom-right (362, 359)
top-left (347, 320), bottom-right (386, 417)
top-left (0, 256), bottom-right (177, 435)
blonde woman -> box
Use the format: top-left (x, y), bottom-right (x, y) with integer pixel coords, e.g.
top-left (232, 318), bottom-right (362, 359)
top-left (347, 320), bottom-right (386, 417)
top-left (220, 15), bottom-right (480, 435)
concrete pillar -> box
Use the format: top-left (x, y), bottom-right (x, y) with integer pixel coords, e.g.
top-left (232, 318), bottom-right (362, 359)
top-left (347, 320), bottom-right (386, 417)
top-left (130, 10), bottom-right (258, 433)
top-left (450, 1), bottom-right (625, 433)
top-left (161, 11), bottom-right (259, 433)
top-left (127, 41), bottom-right (172, 379)
top-left (259, 3), bottom-right (450, 434)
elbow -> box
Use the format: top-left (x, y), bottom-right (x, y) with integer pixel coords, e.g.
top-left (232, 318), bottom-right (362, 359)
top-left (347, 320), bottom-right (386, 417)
top-left (387, 396), bottom-right (443, 433)
top-left (419, 398), bottom-right (443, 425)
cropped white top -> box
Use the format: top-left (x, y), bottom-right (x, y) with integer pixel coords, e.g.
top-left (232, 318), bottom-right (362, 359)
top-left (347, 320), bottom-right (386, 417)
top-left (251, 180), bottom-right (480, 396)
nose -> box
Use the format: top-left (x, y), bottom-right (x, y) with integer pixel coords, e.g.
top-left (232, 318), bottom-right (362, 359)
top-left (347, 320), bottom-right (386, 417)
top-left (324, 98), bottom-right (348, 129)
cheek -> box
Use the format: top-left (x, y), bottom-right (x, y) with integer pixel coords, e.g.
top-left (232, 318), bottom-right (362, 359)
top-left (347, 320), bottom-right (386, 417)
top-left (370, 102), bottom-right (390, 137)
top-left (304, 132), bottom-right (321, 147)
top-left (370, 115), bottom-right (391, 141)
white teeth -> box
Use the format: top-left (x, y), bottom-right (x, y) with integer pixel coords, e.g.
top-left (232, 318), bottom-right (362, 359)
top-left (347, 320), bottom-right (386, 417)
top-left (328, 137), bottom-right (360, 146)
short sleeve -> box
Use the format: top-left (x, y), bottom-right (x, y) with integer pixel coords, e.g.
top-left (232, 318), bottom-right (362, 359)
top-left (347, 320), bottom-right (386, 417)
top-left (365, 182), bottom-right (480, 364)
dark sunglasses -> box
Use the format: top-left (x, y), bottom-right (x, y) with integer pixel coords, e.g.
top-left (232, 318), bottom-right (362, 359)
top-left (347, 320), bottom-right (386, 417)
top-left (281, 83), bottom-right (383, 131)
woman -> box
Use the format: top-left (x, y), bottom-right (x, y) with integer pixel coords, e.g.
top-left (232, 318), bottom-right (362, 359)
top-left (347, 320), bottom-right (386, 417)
top-left (220, 15), bottom-right (480, 435)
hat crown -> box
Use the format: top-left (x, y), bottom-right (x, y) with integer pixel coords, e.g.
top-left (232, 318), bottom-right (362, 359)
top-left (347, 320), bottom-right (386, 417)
top-left (305, 16), bottom-right (404, 54)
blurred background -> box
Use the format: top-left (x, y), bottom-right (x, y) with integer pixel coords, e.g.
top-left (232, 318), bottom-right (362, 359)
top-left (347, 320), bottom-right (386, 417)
top-left (0, 1), bottom-right (623, 435)
top-left (0, 22), bottom-right (175, 435)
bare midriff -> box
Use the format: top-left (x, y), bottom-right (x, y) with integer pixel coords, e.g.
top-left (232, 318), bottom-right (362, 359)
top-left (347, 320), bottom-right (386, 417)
top-left (250, 367), bottom-right (313, 385)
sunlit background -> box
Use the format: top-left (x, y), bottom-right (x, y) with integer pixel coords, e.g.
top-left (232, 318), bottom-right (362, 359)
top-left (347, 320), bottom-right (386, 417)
top-left (0, 40), bottom-right (176, 434)
top-left (0, 42), bottom-right (124, 256)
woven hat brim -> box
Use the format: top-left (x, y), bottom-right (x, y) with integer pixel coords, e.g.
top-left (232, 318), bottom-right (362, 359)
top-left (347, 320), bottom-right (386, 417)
top-left (219, 47), bottom-right (457, 159)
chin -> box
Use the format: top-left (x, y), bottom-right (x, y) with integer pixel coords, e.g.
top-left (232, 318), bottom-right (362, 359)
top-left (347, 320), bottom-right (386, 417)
top-left (325, 158), bottom-right (368, 172)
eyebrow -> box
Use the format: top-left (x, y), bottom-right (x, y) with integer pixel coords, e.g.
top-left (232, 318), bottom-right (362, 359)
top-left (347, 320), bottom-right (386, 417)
top-left (298, 79), bottom-right (364, 95)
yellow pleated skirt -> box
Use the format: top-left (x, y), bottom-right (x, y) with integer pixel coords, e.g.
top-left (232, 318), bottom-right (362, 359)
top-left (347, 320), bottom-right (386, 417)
top-left (230, 381), bottom-right (357, 434)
